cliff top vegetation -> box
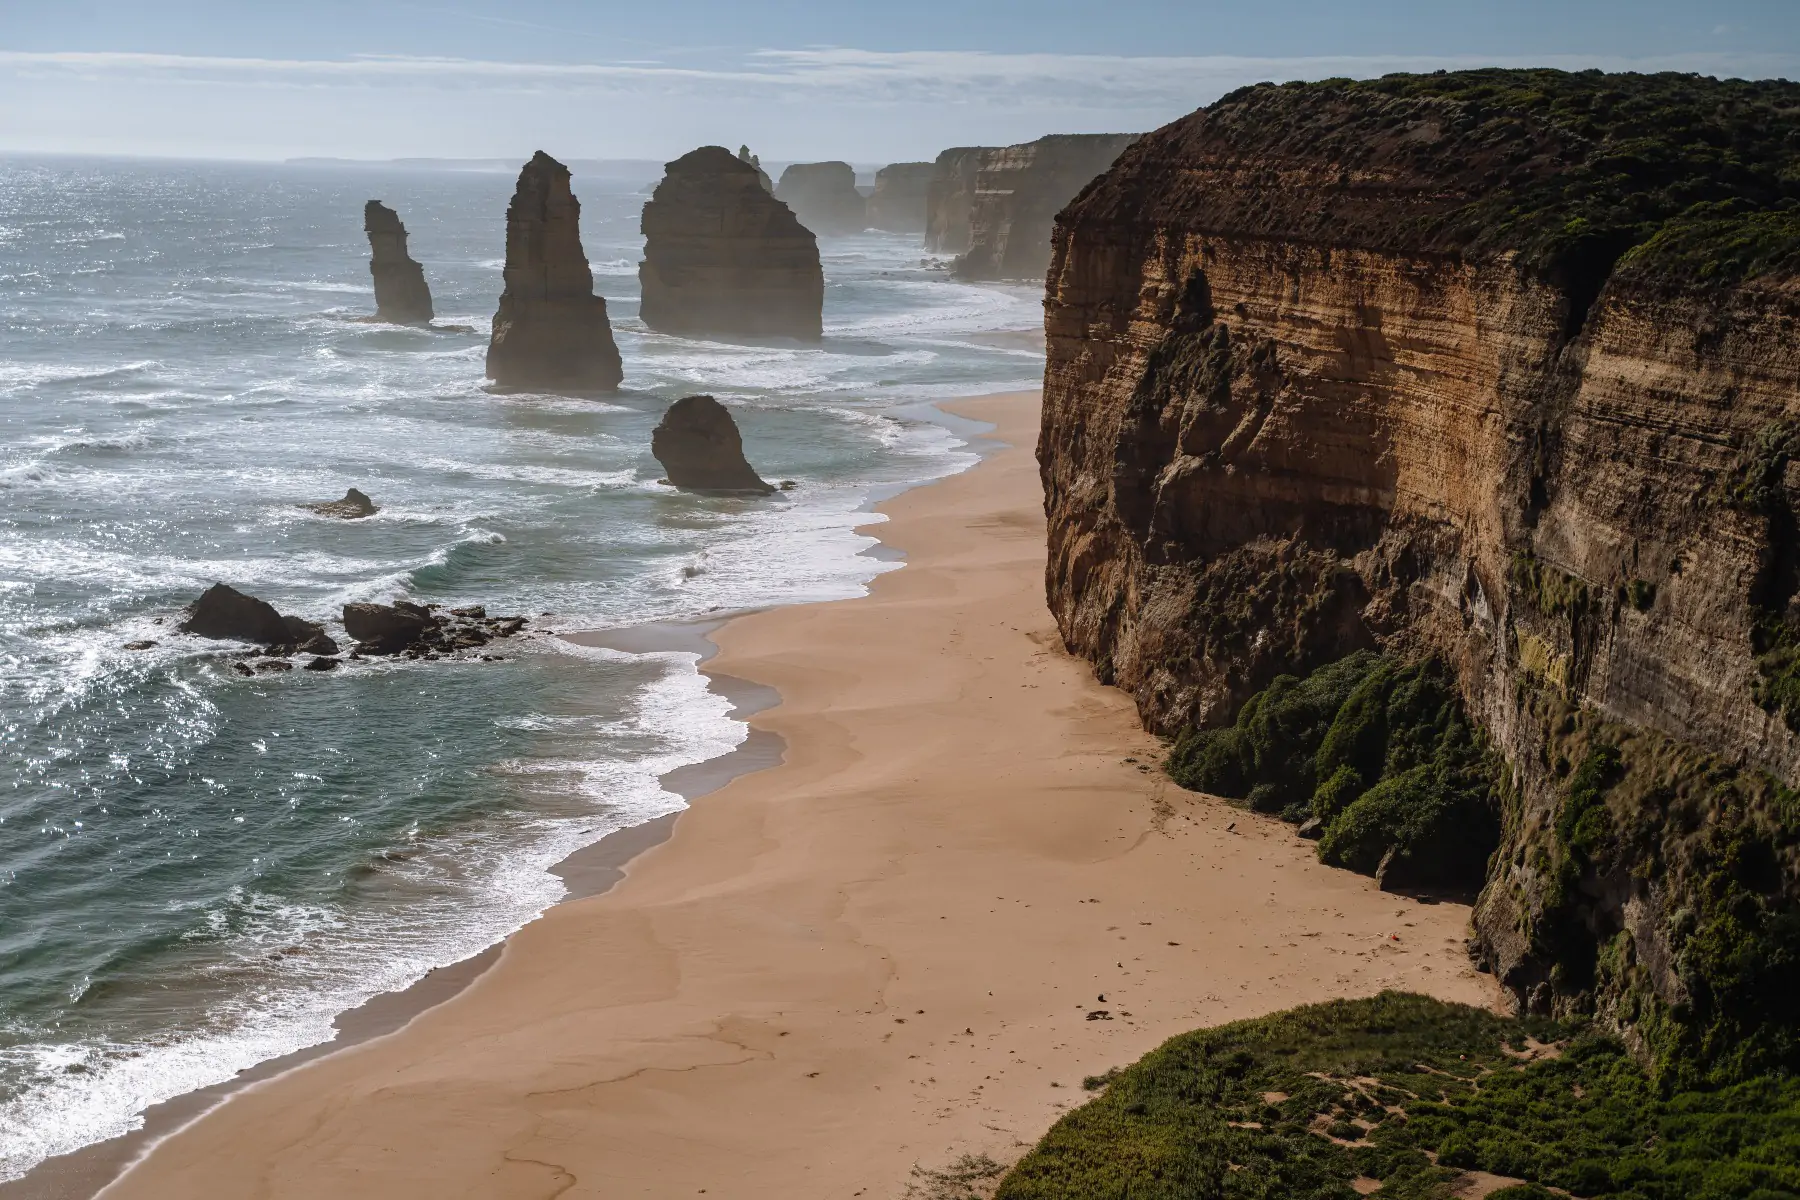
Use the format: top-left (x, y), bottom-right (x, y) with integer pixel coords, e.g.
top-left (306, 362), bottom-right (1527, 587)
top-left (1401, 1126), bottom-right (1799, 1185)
top-left (1088, 68), bottom-right (1800, 297)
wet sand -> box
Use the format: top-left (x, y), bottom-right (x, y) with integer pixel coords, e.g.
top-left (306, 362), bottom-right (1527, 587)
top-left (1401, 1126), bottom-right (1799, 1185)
top-left (97, 390), bottom-right (1493, 1198)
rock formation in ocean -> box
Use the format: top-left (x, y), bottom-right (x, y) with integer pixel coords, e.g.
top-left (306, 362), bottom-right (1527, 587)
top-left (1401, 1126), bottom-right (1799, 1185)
top-left (949, 133), bottom-right (1135, 281)
top-left (1038, 69), bottom-right (1800, 1079)
top-left (923, 147), bottom-right (988, 254)
top-left (343, 601), bottom-right (528, 658)
top-left (773, 161), bottom-right (867, 235)
top-left (865, 162), bottom-right (935, 234)
top-left (651, 395), bottom-right (774, 494)
top-left (737, 145), bottom-right (773, 192)
top-left (485, 151), bottom-right (624, 392)
top-left (179, 584), bottom-right (336, 654)
top-left (363, 201), bottom-right (434, 324)
top-left (638, 146), bottom-right (824, 341)
top-left (304, 488), bottom-right (378, 519)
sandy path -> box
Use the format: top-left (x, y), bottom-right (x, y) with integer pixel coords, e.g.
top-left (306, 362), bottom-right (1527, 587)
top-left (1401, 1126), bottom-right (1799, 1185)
top-left (103, 391), bottom-right (1492, 1199)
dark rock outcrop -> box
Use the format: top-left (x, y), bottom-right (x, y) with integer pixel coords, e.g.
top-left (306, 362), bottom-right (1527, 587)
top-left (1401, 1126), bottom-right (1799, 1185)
top-left (651, 395), bottom-right (773, 494)
top-left (304, 488), bottom-right (378, 519)
top-left (737, 145), bottom-right (773, 192)
top-left (486, 151), bottom-right (624, 392)
top-left (951, 133), bottom-right (1135, 281)
top-left (1039, 69), bottom-right (1800, 1080)
top-left (343, 601), bottom-right (528, 657)
top-left (179, 584), bottom-right (337, 654)
top-left (364, 201), bottom-right (434, 324)
top-left (773, 161), bottom-right (866, 235)
top-left (924, 147), bottom-right (988, 254)
top-left (639, 146), bottom-right (823, 341)
top-left (865, 162), bottom-right (935, 233)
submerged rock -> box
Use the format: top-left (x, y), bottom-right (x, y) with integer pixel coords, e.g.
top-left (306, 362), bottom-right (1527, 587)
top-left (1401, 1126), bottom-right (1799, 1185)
top-left (342, 601), bottom-right (529, 657)
top-left (305, 487), bottom-right (379, 519)
top-left (364, 201), bottom-right (434, 324)
top-left (774, 161), bottom-right (866, 235)
top-left (651, 395), bottom-right (774, 494)
top-left (486, 151), bottom-right (624, 393)
top-left (866, 162), bottom-right (935, 233)
top-left (639, 146), bottom-right (823, 341)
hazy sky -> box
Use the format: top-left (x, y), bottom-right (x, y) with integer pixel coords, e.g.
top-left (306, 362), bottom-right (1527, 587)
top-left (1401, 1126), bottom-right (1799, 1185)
top-left (2, 0), bottom-right (1797, 162)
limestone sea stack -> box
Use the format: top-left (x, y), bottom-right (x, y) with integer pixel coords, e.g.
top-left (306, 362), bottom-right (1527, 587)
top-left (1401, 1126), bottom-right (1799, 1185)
top-left (639, 146), bottom-right (823, 341)
top-left (651, 395), bottom-right (773, 494)
top-left (486, 151), bottom-right (624, 392)
top-left (737, 145), bottom-right (774, 192)
top-left (865, 162), bottom-right (935, 233)
top-left (773, 161), bottom-right (866, 235)
top-left (951, 133), bottom-right (1136, 281)
top-left (364, 201), bottom-right (433, 324)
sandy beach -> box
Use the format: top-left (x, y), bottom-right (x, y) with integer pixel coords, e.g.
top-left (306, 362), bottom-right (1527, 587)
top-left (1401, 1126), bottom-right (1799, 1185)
top-left (99, 390), bottom-right (1493, 1199)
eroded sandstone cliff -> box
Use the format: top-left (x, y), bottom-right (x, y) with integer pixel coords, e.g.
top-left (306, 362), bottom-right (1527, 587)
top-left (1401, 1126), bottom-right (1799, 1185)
top-left (923, 146), bottom-right (987, 254)
top-left (1040, 70), bottom-right (1800, 1081)
top-left (486, 151), bottom-right (623, 392)
top-left (866, 162), bottom-right (935, 233)
top-left (640, 146), bottom-right (824, 341)
top-left (364, 201), bottom-right (433, 324)
top-left (953, 133), bottom-right (1136, 281)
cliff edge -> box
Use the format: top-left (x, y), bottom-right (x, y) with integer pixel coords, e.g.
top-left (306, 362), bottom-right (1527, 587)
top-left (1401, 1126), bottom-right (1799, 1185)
top-left (953, 133), bottom-right (1136, 281)
top-left (1040, 69), bottom-right (1800, 1082)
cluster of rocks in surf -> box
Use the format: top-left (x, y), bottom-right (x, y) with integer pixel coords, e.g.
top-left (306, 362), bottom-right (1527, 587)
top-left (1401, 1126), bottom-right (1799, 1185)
top-left (167, 583), bottom-right (528, 674)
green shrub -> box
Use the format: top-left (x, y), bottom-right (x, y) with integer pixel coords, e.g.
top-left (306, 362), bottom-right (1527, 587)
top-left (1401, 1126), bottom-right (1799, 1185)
top-left (1168, 653), bottom-right (1501, 894)
top-left (995, 993), bottom-right (1800, 1200)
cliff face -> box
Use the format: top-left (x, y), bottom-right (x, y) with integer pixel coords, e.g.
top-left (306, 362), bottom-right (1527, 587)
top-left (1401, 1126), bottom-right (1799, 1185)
top-left (639, 146), bottom-right (823, 341)
top-left (923, 146), bottom-right (987, 254)
top-left (486, 151), bottom-right (623, 392)
top-left (954, 133), bottom-right (1136, 282)
top-left (1040, 71), bottom-right (1800, 1080)
top-left (364, 201), bottom-right (433, 324)
top-left (773, 161), bottom-right (866, 235)
top-left (866, 162), bottom-right (935, 233)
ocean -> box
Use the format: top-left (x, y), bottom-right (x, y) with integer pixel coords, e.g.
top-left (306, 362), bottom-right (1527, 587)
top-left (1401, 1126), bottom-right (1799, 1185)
top-left (0, 155), bottom-right (1042, 1178)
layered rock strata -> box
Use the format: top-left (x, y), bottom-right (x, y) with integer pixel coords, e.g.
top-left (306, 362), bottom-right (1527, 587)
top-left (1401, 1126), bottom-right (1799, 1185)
top-left (952, 133), bottom-right (1135, 281)
top-left (773, 161), bottom-right (866, 235)
top-left (865, 162), bottom-right (935, 233)
top-left (639, 146), bottom-right (824, 341)
top-left (923, 146), bottom-right (987, 254)
top-left (651, 395), bottom-right (773, 493)
top-left (486, 151), bottom-right (624, 392)
top-left (364, 201), bottom-right (433, 324)
top-left (1039, 70), bottom-right (1800, 1079)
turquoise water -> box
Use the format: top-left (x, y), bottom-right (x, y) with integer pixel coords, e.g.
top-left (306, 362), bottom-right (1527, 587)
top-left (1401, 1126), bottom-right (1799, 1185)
top-left (0, 156), bottom-right (1042, 1176)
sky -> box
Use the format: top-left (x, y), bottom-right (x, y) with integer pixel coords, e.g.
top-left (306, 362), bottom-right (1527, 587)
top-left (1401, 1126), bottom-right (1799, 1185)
top-left (1, 0), bottom-right (1797, 163)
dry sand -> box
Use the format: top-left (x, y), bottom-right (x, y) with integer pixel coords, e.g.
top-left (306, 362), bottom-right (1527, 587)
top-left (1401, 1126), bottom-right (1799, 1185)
top-left (101, 391), bottom-right (1493, 1199)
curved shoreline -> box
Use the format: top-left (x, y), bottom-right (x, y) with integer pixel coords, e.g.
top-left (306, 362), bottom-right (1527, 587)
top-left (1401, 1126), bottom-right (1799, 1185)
top-left (88, 389), bottom-right (1494, 1199)
top-left (0, 397), bottom-right (1002, 1200)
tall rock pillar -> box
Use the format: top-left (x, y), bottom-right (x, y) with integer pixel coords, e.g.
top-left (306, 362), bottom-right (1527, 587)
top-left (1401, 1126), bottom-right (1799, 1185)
top-left (486, 151), bottom-right (624, 392)
top-left (364, 201), bottom-right (433, 324)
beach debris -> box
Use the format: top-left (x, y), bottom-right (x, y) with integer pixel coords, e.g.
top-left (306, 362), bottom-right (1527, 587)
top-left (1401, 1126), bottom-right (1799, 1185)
top-left (342, 600), bottom-right (529, 658)
top-left (304, 487), bottom-right (379, 519)
top-left (1087, 1010), bottom-right (1113, 1020)
top-left (179, 583), bottom-right (338, 654)
top-left (652, 395), bottom-right (775, 494)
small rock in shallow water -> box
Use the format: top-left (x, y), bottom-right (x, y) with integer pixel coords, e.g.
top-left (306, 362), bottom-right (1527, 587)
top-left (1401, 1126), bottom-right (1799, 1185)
top-left (303, 656), bottom-right (340, 671)
top-left (231, 662), bottom-right (255, 676)
top-left (254, 659), bottom-right (293, 672)
top-left (304, 488), bottom-right (379, 519)
top-left (123, 640), bottom-right (158, 651)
